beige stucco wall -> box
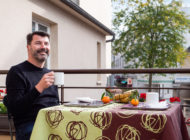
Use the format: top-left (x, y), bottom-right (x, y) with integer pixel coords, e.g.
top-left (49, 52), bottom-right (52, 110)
top-left (0, 0), bottom-right (31, 69)
top-left (182, 55), bottom-right (190, 68)
top-left (80, 0), bottom-right (112, 69)
top-left (0, 0), bottom-right (109, 101)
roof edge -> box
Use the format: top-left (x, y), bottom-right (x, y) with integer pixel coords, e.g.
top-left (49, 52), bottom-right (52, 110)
top-left (60, 0), bottom-right (115, 36)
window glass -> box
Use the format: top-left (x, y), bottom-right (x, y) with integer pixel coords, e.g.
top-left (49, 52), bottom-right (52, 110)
top-left (32, 22), bottom-right (36, 32)
top-left (38, 24), bottom-right (48, 32)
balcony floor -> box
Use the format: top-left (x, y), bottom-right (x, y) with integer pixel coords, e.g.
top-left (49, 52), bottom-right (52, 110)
top-left (0, 134), bottom-right (15, 140)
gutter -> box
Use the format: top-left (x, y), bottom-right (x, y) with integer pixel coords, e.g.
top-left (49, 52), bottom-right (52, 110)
top-left (106, 34), bottom-right (115, 43)
top-left (60, 0), bottom-right (115, 42)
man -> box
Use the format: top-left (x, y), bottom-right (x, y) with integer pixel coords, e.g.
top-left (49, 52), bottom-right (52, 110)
top-left (5, 31), bottom-right (59, 140)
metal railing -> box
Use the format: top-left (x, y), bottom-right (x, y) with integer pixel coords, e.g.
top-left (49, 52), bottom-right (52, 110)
top-left (51, 68), bottom-right (190, 103)
top-left (1, 68), bottom-right (190, 103)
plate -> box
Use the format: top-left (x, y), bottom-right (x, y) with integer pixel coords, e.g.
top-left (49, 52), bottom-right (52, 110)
top-left (121, 102), bottom-right (171, 110)
top-left (76, 97), bottom-right (97, 103)
top-left (64, 100), bottom-right (112, 108)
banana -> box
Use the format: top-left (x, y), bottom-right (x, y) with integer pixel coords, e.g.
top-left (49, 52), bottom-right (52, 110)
top-left (113, 89), bottom-right (138, 103)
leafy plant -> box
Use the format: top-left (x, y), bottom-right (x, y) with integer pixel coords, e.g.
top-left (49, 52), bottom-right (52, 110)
top-left (0, 102), bottom-right (7, 114)
top-left (129, 90), bottom-right (139, 101)
top-left (101, 89), bottom-right (114, 100)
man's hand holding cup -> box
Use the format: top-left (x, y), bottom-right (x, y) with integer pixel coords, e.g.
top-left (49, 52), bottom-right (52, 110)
top-left (35, 71), bottom-right (55, 93)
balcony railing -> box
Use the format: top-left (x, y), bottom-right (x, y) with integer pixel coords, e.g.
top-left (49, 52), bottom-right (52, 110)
top-left (1, 68), bottom-right (190, 103)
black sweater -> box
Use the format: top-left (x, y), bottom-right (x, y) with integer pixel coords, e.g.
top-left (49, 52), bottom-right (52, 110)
top-left (6, 61), bottom-right (59, 127)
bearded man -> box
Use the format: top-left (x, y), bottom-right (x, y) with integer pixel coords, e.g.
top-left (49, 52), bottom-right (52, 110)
top-left (5, 31), bottom-right (59, 140)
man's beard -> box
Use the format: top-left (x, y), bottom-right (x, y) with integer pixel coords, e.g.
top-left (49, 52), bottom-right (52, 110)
top-left (32, 48), bottom-right (49, 62)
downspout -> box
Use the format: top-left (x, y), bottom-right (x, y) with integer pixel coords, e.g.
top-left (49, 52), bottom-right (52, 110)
top-left (105, 34), bottom-right (115, 87)
top-left (106, 34), bottom-right (115, 43)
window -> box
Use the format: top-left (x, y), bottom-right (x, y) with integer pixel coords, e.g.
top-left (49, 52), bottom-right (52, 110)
top-left (97, 42), bottom-right (101, 69)
top-left (32, 20), bottom-right (50, 68)
top-left (97, 42), bottom-right (101, 85)
top-left (32, 21), bottom-right (49, 33)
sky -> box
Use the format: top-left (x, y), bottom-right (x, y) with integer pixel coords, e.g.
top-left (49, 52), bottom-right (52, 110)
top-left (182, 0), bottom-right (190, 7)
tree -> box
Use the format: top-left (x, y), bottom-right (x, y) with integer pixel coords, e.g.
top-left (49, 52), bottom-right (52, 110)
top-left (112, 0), bottom-right (190, 90)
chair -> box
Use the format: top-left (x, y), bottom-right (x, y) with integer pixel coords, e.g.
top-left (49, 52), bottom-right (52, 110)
top-left (3, 95), bottom-right (14, 140)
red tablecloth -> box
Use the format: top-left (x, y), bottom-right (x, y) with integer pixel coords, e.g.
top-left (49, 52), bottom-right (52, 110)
top-left (103, 103), bottom-right (189, 140)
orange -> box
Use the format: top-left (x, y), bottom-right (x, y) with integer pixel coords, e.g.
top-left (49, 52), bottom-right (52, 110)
top-left (130, 99), bottom-right (139, 106)
top-left (102, 96), bottom-right (110, 104)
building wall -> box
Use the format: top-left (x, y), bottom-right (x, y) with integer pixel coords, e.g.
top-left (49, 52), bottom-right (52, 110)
top-left (0, 0), bottom-right (31, 69)
top-left (0, 0), bottom-right (109, 101)
top-left (80, 0), bottom-right (112, 69)
top-left (182, 55), bottom-right (190, 68)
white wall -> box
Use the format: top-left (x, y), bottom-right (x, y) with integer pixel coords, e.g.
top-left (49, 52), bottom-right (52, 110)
top-left (0, 0), bottom-right (31, 69)
top-left (0, 0), bottom-right (109, 101)
top-left (80, 0), bottom-right (112, 69)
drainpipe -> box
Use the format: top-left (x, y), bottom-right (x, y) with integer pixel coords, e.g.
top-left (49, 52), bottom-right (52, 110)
top-left (106, 34), bottom-right (115, 43)
top-left (105, 34), bottom-right (115, 87)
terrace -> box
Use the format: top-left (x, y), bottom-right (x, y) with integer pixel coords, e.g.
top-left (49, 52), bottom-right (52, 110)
top-left (0, 68), bottom-right (190, 139)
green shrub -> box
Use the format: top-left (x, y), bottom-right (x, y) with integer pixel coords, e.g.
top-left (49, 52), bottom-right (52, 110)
top-left (0, 102), bottom-right (7, 114)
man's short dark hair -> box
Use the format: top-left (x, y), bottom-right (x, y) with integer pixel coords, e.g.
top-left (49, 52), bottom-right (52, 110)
top-left (27, 31), bottom-right (50, 45)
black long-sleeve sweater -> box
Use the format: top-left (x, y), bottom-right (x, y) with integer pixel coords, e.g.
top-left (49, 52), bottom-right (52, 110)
top-left (6, 61), bottom-right (59, 127)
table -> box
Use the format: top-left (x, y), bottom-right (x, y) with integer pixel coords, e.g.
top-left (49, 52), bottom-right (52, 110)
top-left (30, 103), bottom-right (189, 140)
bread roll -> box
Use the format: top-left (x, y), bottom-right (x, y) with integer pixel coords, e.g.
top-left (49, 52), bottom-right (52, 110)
top-left (120, 97), bottom-right (129, 103)
top-left (113, 94), bottom-right (120, 100)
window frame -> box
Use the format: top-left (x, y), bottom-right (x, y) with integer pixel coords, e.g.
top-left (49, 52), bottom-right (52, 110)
top-left (32, 20), bottom-right (51, 68)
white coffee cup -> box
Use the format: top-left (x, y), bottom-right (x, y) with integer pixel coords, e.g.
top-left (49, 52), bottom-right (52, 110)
top-left (54, 72), bottom-right (64, 85)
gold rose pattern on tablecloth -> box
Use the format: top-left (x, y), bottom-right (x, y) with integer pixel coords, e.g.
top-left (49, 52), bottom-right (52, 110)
top-left (48, 134), bottom-right (62, 140)
top-left (66, 121), bottom-right (88, 140)
top-left (70, 109), bottom-right (82, 115)
top-left (141, 113), bottom-right (167, 133)
top-left (115, 124), bottom-right (140, 140)
top-left (46, 110), bottom-right (64, 129)
top-left (95, 136), bottom-right (111, 140)
top-left (90, 111), bottom-right (112, 130)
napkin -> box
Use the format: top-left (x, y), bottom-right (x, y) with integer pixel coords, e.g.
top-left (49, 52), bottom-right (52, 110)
top-left (76, 97), bottom-right (97, 103)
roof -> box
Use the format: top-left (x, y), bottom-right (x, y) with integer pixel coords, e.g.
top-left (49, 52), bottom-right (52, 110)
top-left (60, 0), bottom-right (115, 36)
top-left (49, 0), bottom-right (115, 37)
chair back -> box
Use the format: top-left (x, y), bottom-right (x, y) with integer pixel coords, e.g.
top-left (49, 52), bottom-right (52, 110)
top-left (2, 95), bottom-right (14, 140)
